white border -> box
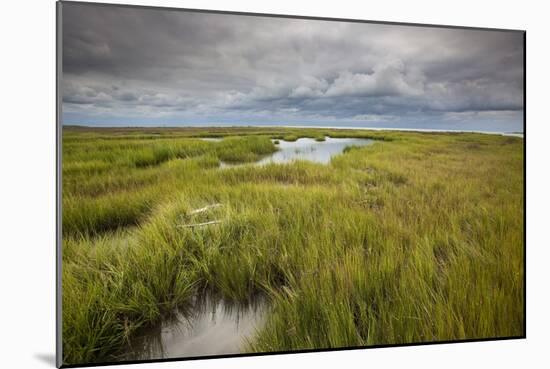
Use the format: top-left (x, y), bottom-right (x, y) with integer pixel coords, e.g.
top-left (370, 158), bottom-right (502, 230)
top-left (1, 1), bottom-right (547, 368)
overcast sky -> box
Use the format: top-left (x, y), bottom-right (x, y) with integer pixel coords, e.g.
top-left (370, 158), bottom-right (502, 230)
top-left (61, 3), bottom-right (524, 132)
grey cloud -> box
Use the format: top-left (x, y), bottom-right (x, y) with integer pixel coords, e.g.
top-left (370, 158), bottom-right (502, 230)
top-left (61, 3), bottom-right (524, 129)
top-left (324, 59), bottom-right (425, 98)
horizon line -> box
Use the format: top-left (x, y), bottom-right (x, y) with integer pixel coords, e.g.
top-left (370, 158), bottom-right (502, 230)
top-left (62, 124), bottom-right (524, 136)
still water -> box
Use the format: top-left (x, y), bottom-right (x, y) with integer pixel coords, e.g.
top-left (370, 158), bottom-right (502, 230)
top-left (221, 137), bottom-right (373, 168)
top-left (123, 295), bottom-right (267, 360)
top-left (260, 137), bottom-right (373, 165)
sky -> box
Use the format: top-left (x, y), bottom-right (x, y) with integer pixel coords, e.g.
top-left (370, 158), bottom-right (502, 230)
top-left (61, 3), bottom-right (524, 132)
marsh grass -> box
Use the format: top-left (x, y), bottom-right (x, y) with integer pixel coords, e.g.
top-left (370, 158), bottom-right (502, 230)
top-left (61, 126), bottom-right (524, 364)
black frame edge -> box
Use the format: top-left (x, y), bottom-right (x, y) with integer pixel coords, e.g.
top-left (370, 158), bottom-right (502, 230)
top-left (60, 335), bottom-right (525, 368)
top-left (56, 1), bottom-right (64, 367)
top-left (522, 30), bottom-right (526, 338)
top-left (58, 0), bottom-right (525, 33)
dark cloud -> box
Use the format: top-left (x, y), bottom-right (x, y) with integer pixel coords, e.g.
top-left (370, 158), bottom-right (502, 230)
top-left (61, 2), bottom-right (524, 131)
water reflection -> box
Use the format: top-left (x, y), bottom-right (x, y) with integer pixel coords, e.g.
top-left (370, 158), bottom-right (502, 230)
top-left (259, 137), bottom-right (373, 165)
top-left (221, 137), bottom-right (373, 168)
top-left (123, 294), bottom-right (267, 360)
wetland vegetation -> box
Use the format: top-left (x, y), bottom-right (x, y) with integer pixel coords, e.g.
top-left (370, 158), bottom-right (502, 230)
top-left (61, 126), bottom-right (524, 365)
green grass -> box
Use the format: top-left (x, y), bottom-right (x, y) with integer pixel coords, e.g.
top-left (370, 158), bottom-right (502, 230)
top-left (61, 126), bottom-right (524, 365)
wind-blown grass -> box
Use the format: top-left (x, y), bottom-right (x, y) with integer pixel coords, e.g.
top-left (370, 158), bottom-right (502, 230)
top-left (61, 126), bottom-right (524, 365)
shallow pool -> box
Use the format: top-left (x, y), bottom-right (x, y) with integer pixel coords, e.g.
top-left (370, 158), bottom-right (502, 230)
top-left (220, 137), bottom-right (373, 168)
top-left (123, 295), bottom-right (267, 360)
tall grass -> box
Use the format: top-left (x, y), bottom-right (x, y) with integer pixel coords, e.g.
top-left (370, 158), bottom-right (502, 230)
top-left (61, 126), bottom-right (524, 365)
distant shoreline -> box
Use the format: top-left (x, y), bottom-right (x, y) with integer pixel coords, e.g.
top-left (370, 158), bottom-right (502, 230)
top-left (261, 125), bottom-right (525, 137)
top-left (63, 124), bottom-right (524, 138)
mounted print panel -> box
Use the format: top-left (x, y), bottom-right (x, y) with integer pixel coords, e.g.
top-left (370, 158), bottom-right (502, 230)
top-left (57, 1), bottom-right (525, 367)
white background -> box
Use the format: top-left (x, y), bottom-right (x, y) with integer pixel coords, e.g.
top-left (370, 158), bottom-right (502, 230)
top-left (0, 0), bottom-right (547, 367)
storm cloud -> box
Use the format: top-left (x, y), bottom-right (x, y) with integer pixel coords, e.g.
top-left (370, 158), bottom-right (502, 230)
top-left (61, 3), bottom-right (524, 131)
